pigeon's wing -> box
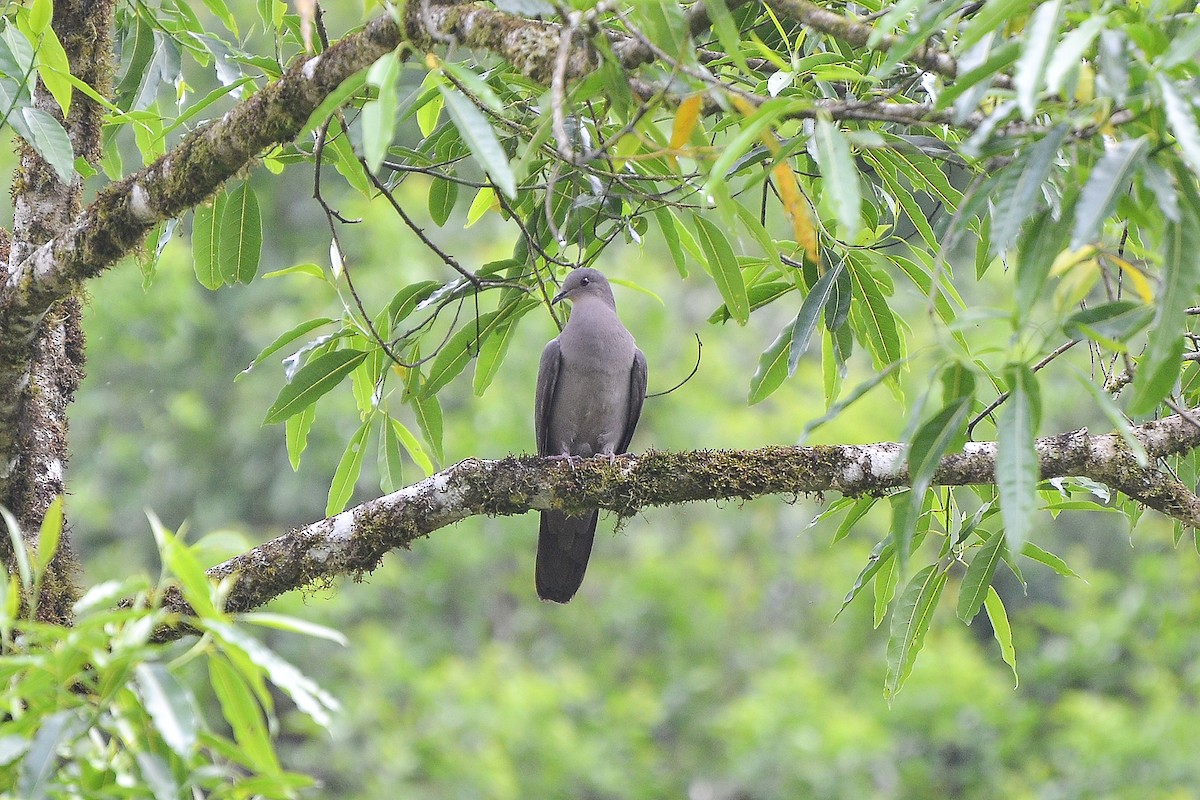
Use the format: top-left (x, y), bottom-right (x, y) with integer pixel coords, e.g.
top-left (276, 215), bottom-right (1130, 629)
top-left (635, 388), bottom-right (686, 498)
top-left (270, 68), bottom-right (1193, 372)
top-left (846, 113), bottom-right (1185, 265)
top-left (534, 338), bottom-right (562, 456)
top-left (616, 348), bottom-right (647, 455)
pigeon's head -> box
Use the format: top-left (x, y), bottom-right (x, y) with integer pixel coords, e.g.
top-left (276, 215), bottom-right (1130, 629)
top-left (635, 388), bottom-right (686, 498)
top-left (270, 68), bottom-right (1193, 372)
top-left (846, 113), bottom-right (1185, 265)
top-left (552, 268), bottom-right (616, 307)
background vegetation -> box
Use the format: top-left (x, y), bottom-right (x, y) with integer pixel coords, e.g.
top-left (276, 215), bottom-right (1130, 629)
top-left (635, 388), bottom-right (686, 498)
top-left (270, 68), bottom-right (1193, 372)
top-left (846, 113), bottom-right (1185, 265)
top-left (5, 0), bottom-right (1200, 797)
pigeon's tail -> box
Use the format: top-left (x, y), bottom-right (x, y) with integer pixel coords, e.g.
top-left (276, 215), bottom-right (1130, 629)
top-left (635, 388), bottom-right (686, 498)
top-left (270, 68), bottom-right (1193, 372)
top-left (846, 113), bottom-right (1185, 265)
top-left (535, 510), bottom-right (599, 603)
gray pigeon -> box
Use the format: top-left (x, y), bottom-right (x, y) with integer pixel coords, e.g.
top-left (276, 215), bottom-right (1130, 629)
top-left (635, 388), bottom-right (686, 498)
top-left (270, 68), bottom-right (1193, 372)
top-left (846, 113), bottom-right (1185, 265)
top-left (534, 268), bottom-right (647, 602)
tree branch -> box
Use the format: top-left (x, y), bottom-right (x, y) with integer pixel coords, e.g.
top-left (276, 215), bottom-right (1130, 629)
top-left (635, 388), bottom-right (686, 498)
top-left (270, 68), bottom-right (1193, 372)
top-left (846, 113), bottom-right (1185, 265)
top-left (146, 408), bottom-right (1200, 626)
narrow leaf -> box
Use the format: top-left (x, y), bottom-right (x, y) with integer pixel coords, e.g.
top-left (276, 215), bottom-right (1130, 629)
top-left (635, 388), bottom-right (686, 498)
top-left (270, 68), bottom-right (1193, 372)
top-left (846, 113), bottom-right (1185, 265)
top-left (263, 349), bottom-right (368, 424)
top-left (379, 415), bottom-right (404, 493)
top-left (1070, 137), bottom-right (1148, 248)
top-left (984, 586), bottom-right (1018, 685)
top-left (748, 321), bottom-right (790, 405)
top-left (219, 182), bottom-right (262, 285)
top-left (813, 117), bottom-right (862, 242)
top-left (192, 196), bottom-right (225, 290)
top-left (326, 421), bottom-right (370, 516)
top-left (428, 177), bottom-right (458, 226)
top-left (421, 297), bottom-right (534, 398)
top-left (135, 663), bottom-right (198, 757)
top-left (1158, 75), bottom-right (1200, 177)
top-left (439, 86), bottom-right (516, 198)
top-left (788, 262), bottom-right (844, 376)
top-left (240, 318), bottom-right (335, 377)
top-left (997, 365), bottom-right (1041, 556)
top-left (691, 213), bottom-right (749, 325)
top-left (208, 657), bottom-right (279, 775)
top-left (885, 563), bottom-right (947, 699)
top-left (956, 528), bottom-right (1004, 622)
top-left (1129, 190), bottom-right (1200, 414)
top-left (1021, 541), bottom-right (1080, 578)
top-left (21, 106), bottom-right (74, 182)
top-left (362, 54), bottom-right (399, 172)
top-left (1013, 0), bottom-right (1062, 119)
top-left (34, 495), bottom-right (62, 578)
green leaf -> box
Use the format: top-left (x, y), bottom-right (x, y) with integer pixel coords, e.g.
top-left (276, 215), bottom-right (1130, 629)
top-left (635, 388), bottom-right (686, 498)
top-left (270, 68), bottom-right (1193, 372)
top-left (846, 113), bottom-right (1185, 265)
top-left (239, 318), bottom-right (335, 378)
top-left (1021, 541), bottom-right (1081, 578)
top-left (441, 61), bottom-right (504, 112)
top-left (990, 124), bottom-right (1069, 256)
top-left (1045, 16), bottom-right (1107, 94)
top-left (885, 563), bottom-right (947, 699)
top-left (148, 510), bottom-right (218, 619)
top-left (997, 365), bottom-right (1041, 556)
top-left (691, 212), bottom-right (748, 325)
top-left (653, 206), bottom-right (688, 277)
top-left (748, 321), bottom-right (790, 405)
top-left (135, 663), bottom-right (198, 758)
top-left (192, 196), bottom-right (224, 290)
top-left (439, 86), bottom-right (515, 198)
top-left (908, 399), bottom-right (971, 503)
top-left (18, 710), bottom-right (75, 800)
top-left (1130, 189), bottom-right (1200, 414)
top-left (813, 116), bottom-right (861, 242)
top-left (799, 360), bottom-right (903, 443)
top-left (473, 317), bottom-right (520, 396)
top-left (956, 0), bottom-right (1027, 52)
top-left (379, 416), bottom-right (405, 493)
top-left (789, 262), bottom-right (844, 376)
top-left (208, 657), bottom-right (280, 776)
top-left (421, 296), bottom-right (535, 398)
top-left (1158, 75), bottom-right (1200, 178)
top-left (285, 403), bottom-right (316, 470)
top-left (1013, 0), bottom-right (1062, 120)
top-left (21, 106), bottom-right (74, 182)
top-left (705, 102), bottom-right (785, 197)
top-left (326, 421), bottom-right (370, 516)
top-left (411, 392), bottom-right (444, 467)
top-left (831, 495), bottom-right (877, 545)
top-left (392, 418), bottom-right (434, 476)
top-left (1063, 301), bottom-right (1153, 343)
top-left (956, 528), bottom-right (1004, 622)
top-left (984, 586), bottom-right (1018, 685)
top-left (709, 281), bottom-right (793, 324)
top-left (428, 177), bottom-right (458, 226)
top-left (263, 349), bottom-right (369, 425)
top-left (206, 620), bottom-right (340, 729)
top-left (1071, 137), bottom-right (1148, 248)
top-left (362, 53), bottom-right (400, 172)
top-left (33, 495), bottom-right (62, 578)
top-left (0, 506), bottom-right (32, 591)
top-left (384, 280), bottom-right (441, 332)
top-left (219, 182), bottom-right (262, 285)
top-left (836, 538), bottom-right (894, 619)
top-left (300, 70), bottom-right (368, 138)
top-left (873, 556), bottom-right (898, 629)
top-left (33, 27), bottom-right (72, 117)
top-left (847, 257), bottom-right (903, 372)
top-left (239, 612), bottom-right (349, 645)
top-left (1014, 206), bottom-right (1071, 316)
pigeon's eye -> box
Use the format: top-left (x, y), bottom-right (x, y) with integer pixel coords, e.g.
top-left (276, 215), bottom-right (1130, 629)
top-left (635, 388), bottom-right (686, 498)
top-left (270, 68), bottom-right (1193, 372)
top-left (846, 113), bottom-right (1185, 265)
top-left (580, 277), bottom-right (591, 286)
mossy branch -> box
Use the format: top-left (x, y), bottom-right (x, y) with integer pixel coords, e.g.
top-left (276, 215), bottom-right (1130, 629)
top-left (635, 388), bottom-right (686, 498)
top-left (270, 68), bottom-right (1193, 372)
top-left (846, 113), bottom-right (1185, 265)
top-left (146, 408), bottom-right (1200, 629)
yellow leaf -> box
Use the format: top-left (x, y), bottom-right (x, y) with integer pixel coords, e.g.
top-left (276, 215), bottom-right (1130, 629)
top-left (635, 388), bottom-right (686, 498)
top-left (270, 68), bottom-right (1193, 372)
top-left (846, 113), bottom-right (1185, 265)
top-left (730, 94), bottom-right (758, 119)
top-left (466, 186), bottom-right (497, 227)
top-left (1049, 245), bottom-right (1097, 276)
top-left (1054, 258), bottom-right (1100, 311)
top-left (669, 94), bottom-right (703, 162)
top-left (773, 162), bottom-right (818, 262)
top-left (1104, 255), bottom-right (1154, 304)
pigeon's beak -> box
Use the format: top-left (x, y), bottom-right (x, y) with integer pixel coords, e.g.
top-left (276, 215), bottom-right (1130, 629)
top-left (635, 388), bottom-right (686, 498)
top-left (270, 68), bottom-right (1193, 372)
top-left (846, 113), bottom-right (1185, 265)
top-left (552, 288), bottom-right (569, 304)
